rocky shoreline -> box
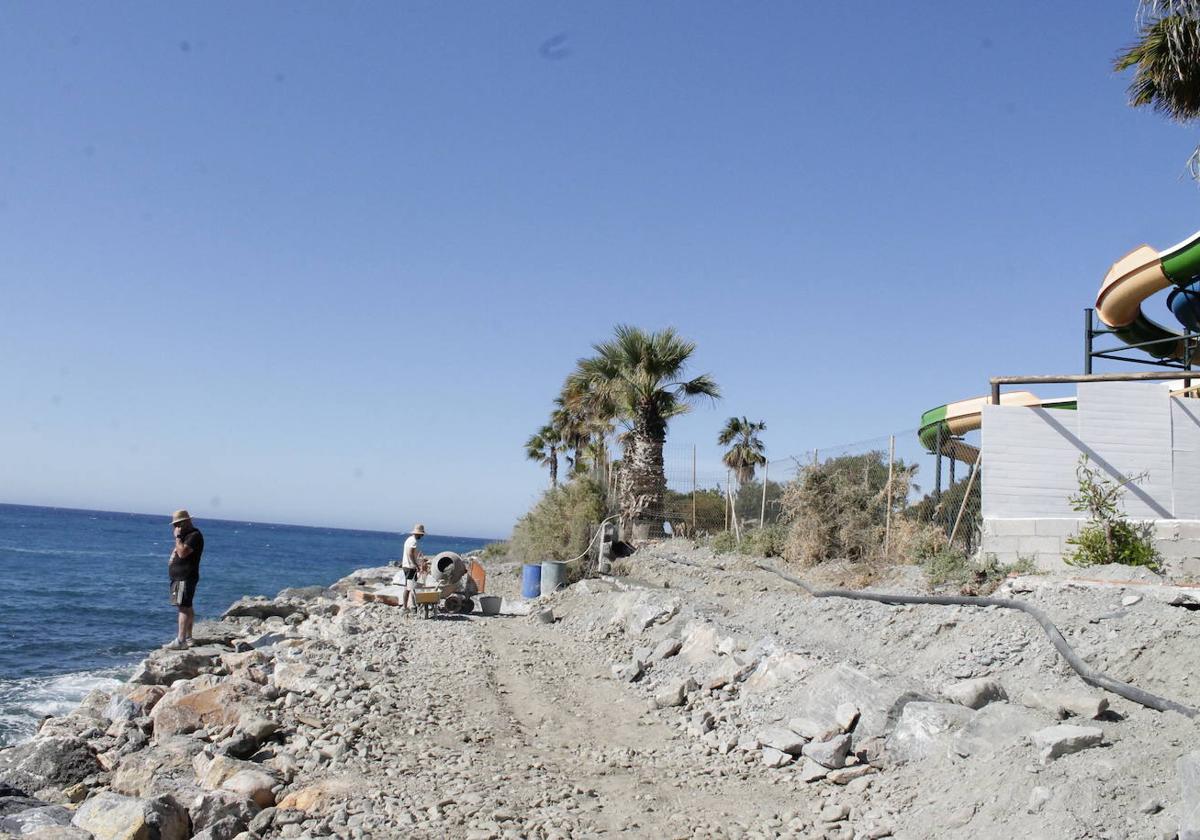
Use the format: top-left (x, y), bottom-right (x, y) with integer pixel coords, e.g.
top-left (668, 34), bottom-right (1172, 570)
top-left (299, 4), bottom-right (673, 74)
top-left (2, 542), bottom-right (1200, 839)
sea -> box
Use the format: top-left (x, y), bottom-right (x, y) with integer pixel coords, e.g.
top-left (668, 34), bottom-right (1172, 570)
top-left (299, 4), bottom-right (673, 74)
top-left (0, 503), bottom-right (492, 747)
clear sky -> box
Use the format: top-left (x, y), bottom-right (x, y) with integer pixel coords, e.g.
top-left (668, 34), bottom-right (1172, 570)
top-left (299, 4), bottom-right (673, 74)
top-left (3, 2), bottom-right (1199, 538)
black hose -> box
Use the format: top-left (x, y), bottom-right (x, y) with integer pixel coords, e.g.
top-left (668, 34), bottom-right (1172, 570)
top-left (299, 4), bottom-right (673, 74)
top-left (755, 562), bottom-right (1197, 719)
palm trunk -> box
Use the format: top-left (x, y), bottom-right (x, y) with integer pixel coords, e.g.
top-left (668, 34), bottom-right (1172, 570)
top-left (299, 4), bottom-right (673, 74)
top-left (620, 416), bottom-right (666, 536)
top-left (550, 447), bottom-right (558, 488)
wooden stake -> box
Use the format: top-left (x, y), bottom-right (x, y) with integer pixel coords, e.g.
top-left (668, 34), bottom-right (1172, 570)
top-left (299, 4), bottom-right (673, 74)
top-left (949, 456), bottom-right (982, 547)
top-left (759, 461), bottom-right (769, 527)
top-left (884, 435), bottom-right (895, 557)
top-left (692, 445), bottom-right (697, 534)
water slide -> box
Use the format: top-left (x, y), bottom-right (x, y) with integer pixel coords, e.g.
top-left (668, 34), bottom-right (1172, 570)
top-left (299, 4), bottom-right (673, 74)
top-left (920, 228), bottom-right (1200, 463)
top-left (1095, 228), bottom-right (1200, 359)
top-left (919, 393), bottom-right (1076, 465)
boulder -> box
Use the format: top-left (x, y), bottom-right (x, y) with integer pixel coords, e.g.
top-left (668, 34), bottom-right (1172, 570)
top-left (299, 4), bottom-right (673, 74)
top-left (742, 652), bottom-right (812, 695)
top-left (827, 765), bottom-right (875, 785)
top-left (653, 680), bottom-right (690, 709)
top-left (1032, 724), bottom-right (1103, 763)
top-left (1, 784), bottom-right (46, 815)
top-left (797, 758), bottom-right (829, 783)
top-left (885, 702), bottom-right (976, 764)
top-left (190, 790), bottom-right (260, 831)
top-left (270, 664), bottom-right (321, 696)
top-left (678, 622), bottom-right (722, 665)
top-left (801, 733), bottom-right (852, 770)
top-left (1020, 689), bottom-right (1109, 721)
top-left (609, 593), bottom-right (679, 635)
top-left (19, 828), bottom-right (93, 840)
top-left (1177, 751), bottom-right (1200, 840)
top-left (793, 664), bottom-right (934, 741)
top-left (150, 678), bottom-right (260, 739)
top-left (107, 686), bottom-right (167, 723)
top-left (275, 777), bottom-right (359, 812)
top-left (610, 661), bottom-right (643, 683)
top-left (129, 648), bottom-right (223, 686)
top-left (0, 804), bottom-right (74, 834)
top-left (942, 678), bottom-right (1008, 710)
top-left (834, 703), bottom-right (860, 733)
top-left (0, 737), bottom-right (101, 793)
top-left (73, 689), bottom-right (113, 722)
top-left (757, 727), bottom-right (807, 756)
top-left (111, 737), bottom-right (206, 798)
top-left (190, 815), bottom-right (245, 840)
top-left (788, 716), bottom-right (839, 742)
top-left (648, 638), bottom-right (682, 662)
top-left (222, 597), bottom-right (303, 621)
top-left (761, 747), bottom-right (793, 768)
top-left (71, 792), bottom-right (189, 840)
top-left (951, 702), bottom-right (1046, 759)
top-left (220, 770), bottom-right (276, 808)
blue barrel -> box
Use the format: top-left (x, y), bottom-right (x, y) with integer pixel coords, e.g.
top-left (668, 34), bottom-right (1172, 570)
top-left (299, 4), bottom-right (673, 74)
top-left (541, 560), bottom-right (567, 593)
top-left (521, 563), bottom-right (542, 598)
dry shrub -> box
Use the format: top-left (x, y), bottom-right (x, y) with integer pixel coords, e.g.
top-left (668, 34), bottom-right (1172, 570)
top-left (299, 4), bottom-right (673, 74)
top-left (509, 478), bottom-right (608, 564)
top-left (887, 517), bottom-right (948, 564)
top-left (779, 451), bottom-right (916, 566)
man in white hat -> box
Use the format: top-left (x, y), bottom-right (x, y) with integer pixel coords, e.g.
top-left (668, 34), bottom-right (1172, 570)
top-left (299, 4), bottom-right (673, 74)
top-left (166, 509), bottom-right (204, 649)
top-left (398, 523), bottom-right (427, 614)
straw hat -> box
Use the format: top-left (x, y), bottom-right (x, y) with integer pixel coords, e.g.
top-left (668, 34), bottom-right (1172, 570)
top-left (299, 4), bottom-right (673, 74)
top-left (410, 523), bottom-right (426, 536)
top-left (171, 509), bottom-right (192, 525)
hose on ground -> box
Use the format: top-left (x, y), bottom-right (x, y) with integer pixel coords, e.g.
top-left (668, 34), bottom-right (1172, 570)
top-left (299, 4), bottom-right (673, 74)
top-left (755, 562), bottom-right (1198, 719)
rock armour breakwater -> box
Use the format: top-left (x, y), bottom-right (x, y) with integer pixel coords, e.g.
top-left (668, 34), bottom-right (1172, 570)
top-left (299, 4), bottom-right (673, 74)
top-left (2, 541), bottom-right (1200, 838)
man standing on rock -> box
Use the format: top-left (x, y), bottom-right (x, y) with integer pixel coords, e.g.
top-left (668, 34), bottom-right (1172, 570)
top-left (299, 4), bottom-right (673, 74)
top-left (166, 509), bottom-right (204, 649)
top-left (398, 523), bottom-right (426, 615)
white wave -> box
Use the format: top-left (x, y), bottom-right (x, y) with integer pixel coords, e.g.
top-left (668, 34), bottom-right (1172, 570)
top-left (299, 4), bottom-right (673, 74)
top-left (0, 669), bottom-right (125, 746)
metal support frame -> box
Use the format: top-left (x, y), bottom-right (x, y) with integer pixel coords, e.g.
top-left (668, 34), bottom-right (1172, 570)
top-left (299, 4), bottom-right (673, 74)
top-left (1084, 307), bottom-right (1198, 373)
top-left (990, 371), bottom-right (1200, 405)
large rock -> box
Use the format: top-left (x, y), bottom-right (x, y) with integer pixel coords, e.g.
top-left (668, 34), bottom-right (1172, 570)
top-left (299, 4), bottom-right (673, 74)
top-left (742, 651), bottom-right (812, 694)
top-left (107, 685), bottom-right (167, 723)
top-left (275, 777), bottom-right (359, 813)
top-left (0, 804), bottom-right (74, 834)
top-left (190, 815), bottom-right (245, 840)
top-left (757, 727), bottom-right (807, 756)
top-left (190, 790), bottom-right (260, 832)
top-left (609, 593), bottom-right (680, 635)
top-left (885, 702), bottom-right (975, 763)
top-left (0, 785), bottom-right (46, 816)
top-left (0, 737), bottom-right (100, 793)
top-left (270, 663), bottom-right (321, 696)
top-left (951, 703), bottom-right (1047, 758)
top-left (71, 792), bottom-right (189, 840)
top-left (150, 677), bottom-right (260, 739)
top-left (1020, 689), bottom-right (1109, 721)
top-left (222, 597), bottom-right (303, 621)
top-left (220, 770), bottom-right (276, 808)
top-left (1032, 724), bottom-right (1103, 763)
top-left (129, 648), bottom-right (224, 686)
top-left (793, 664), bottom-right (934, 741)
top-left (941, 678), bottom-right (1007, 710)
top-left (1178, 751), bottom-right (1200, 840)
top-left (18, 827), bottom-right (93, 839)
top-left (111, 737), bottom-right (206, 799)
top-left (801, 733), bottom-right (852, 770)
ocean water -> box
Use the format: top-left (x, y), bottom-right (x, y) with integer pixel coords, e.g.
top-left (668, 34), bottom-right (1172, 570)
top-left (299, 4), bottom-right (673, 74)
top-left (0, 503), bottom-right (491, 746)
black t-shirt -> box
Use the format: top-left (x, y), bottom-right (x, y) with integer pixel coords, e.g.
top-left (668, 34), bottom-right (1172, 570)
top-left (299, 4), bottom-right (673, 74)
top-left (168, 528), bottom-right (204, 582)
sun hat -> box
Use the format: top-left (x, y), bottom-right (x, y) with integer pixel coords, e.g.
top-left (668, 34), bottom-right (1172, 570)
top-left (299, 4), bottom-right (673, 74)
top-left (171, 509), bottom-right (192, 525)
top-left (411, 523), bottom-right (426, 536)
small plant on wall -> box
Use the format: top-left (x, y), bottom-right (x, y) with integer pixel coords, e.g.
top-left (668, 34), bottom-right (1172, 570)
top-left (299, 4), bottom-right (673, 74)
top-left (1064, 455), bottom-right (1161, 571)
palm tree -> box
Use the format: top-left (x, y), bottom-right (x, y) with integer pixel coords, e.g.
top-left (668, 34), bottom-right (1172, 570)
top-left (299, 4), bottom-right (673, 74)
top-left (1115, 1), bottom-right (1200, 173)
top-left (525, 424), bottom-right (562, 487)
top-left (567, 325), bottom-right (719, 532)
top-left (718, 417), bottom-right (767, 484)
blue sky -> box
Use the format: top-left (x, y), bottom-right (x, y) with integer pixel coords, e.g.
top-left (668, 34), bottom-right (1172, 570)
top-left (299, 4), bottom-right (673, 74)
top-left (3, 1), bottom-right (1198, 537)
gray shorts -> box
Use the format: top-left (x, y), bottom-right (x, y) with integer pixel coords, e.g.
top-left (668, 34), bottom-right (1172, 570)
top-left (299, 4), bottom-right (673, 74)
top-left (170, 579), bottom-right (197, 609)
top-left (403, 567), bottom-right (417, 591)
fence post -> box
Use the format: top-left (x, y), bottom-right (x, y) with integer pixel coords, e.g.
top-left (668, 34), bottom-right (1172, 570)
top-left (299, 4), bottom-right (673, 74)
top-left (759, 461), bottom-right (769, 527)
top-left (884, 435), bottom-right (895, 557)
top-left (725, 469), bottom-right (731, 531)
top-left (949, 456), bottom-right (982, 548)
top-left (692, 445), bottom-right (697, 535)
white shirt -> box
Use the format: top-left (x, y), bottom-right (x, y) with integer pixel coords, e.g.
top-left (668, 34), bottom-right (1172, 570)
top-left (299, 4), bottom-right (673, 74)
top-left (401, 535), bottom-right (419, 570)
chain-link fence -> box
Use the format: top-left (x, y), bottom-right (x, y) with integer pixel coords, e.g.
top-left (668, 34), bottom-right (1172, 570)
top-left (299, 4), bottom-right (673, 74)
top-left (607, 426), bottom-right (982, 563)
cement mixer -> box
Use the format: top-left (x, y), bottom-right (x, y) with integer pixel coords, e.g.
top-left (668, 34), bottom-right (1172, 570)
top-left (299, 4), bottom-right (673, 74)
top-left (420, 551), bottom-right (486, 614)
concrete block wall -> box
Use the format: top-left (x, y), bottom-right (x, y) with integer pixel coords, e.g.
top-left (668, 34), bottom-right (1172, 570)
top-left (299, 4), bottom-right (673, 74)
top-left (981, 517), bottom-right (1200, 577)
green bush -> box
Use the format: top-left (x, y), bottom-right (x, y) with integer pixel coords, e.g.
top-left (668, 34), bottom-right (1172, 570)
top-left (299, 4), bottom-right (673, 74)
top-left (1063, 456), bottom-right (1161, 571)
top-left (509, 478), bottom-right (608, 564)
top-left (741, 523), bottom-right (789, 558)
top-left (479, 541), bottom-right (510, 561)
top-left (924, 549), bottom-right (1035, 594)
top-left (709, 530), bottom-right (738, 554)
